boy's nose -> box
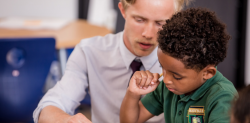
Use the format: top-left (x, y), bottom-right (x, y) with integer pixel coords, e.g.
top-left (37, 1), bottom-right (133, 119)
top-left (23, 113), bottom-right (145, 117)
top-left (163, 75), bottom-right (173, 85)
top-left (164, 80), bottom-right (173, 85)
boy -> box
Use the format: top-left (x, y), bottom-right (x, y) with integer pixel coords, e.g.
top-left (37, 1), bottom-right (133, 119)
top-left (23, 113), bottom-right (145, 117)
top-left (120, 8), bottom-right (238, 123)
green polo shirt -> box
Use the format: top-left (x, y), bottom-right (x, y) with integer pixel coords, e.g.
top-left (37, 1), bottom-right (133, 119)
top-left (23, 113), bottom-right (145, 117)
top-left (141, 71), bottom-right (237, 123)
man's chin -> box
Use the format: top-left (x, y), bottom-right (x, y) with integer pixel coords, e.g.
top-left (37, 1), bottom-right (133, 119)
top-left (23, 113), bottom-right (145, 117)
top-left (134, 50), bottom-right (152, 57)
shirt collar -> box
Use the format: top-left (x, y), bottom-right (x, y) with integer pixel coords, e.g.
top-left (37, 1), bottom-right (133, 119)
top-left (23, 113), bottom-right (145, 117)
top-left (119, 31), bottom-right (158, 70)
top-left (179, 70), bottom-right (223, 102)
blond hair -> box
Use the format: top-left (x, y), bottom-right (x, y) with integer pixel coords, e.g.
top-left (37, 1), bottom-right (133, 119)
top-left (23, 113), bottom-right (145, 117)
top-left (120, 0), bottom-right (191, 12)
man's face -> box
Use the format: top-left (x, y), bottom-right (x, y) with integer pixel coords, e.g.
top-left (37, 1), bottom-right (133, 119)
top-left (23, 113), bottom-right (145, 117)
top-left (119, 0), bottom-right (175, 57)
top-left (157, 48), bottom-right (206, 95)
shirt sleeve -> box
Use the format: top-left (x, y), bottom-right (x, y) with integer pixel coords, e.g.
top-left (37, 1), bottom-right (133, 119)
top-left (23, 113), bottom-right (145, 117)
top-left (206, 90), bottom-right (237, 123)
top-left (141, 82), bottom-right (164, 116)
top-left (33, 44), bottom-right (89, 123)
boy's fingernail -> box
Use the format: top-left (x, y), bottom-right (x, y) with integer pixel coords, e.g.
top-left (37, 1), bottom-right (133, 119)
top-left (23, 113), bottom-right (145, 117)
top-left (140, 86), bottom-right (142, 89)
top-left (151, 82), bottom-right (154, 84)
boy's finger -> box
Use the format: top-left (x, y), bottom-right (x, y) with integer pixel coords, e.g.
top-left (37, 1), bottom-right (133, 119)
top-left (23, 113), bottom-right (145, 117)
top-left (144, 70), bottom-right (153, 89)
top-left (151, 73), bottom-right (160, 85)
top-left (139, 71), bottom-right (147, 89)
top-left (133, 72), bottom-right (142, 87)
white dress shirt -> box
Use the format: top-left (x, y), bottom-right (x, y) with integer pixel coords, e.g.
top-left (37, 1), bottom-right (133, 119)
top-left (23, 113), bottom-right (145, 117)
top-left (33, 32), bottom-right (164, 123)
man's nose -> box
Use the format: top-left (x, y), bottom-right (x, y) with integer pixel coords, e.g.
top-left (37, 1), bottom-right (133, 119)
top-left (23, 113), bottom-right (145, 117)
top-left (142, 23), bottom-right (154, 40)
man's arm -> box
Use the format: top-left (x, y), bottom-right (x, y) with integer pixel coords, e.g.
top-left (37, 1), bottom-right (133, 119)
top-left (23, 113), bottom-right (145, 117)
top-left (38, 105), bottom-right (91, 123)
top-left (120, 70), bottom-right (160, 123)
top-left (38, 105), bottom-right (71, 123)
top-left (33, 44), bottom-right (90, 123)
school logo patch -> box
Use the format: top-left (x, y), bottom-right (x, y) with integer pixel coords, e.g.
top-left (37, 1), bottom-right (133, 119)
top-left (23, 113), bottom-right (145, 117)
top-left (187, 106), bottom-right (205, 123)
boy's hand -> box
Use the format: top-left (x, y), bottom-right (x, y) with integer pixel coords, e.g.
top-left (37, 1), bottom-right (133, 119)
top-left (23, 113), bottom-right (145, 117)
top-left (128, 70), bottom-right (160, 96)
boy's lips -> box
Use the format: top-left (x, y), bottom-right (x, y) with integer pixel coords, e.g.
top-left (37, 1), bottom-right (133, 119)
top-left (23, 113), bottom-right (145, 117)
top-left (166, 86), bottom-right (175, 92)
top-left (139, 43), bottom-right (153, 49)
top-left (168, 88), bottom-right (175, 92)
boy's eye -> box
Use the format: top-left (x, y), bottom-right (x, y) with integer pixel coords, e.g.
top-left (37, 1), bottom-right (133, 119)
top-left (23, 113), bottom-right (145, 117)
top-left (173, 74), bottom-right (182, 80)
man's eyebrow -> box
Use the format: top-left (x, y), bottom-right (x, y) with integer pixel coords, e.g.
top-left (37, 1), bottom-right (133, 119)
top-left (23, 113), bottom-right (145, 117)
top-left (156, 20), bottom-right (166, 22)
top-left (133, 15), bottom-right (147, 20)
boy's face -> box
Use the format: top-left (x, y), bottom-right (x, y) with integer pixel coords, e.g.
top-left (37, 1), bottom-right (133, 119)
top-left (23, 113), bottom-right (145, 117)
top-left (118, 0), bottom-right (175, 57)
top-left (157, 48), bottom-right (206, 95)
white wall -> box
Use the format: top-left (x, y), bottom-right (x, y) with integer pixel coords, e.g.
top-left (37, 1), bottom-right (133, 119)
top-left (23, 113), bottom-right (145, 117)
top-left (245, 0), bottom-right (250, 85)
top-left (0, 0), bottom-right (78, 20)
top-left (87, 0), bottom-right (117, 31)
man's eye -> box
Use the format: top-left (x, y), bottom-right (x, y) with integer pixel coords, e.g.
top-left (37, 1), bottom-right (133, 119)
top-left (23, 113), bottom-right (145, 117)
top-left (135, 18), bottom-right (143, 22)
top-left (173, 74), bottom-right (182, 80)
top-left (156, 22), bottom-right (163, 26)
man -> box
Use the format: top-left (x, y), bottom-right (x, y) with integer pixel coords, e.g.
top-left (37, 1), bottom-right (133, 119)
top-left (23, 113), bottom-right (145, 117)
top-left (33, 0), bottom-right (188, 122)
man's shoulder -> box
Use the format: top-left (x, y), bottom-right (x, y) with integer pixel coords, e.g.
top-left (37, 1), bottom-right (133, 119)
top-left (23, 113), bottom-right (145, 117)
top-left (78, 32), bottom-right (123, 49)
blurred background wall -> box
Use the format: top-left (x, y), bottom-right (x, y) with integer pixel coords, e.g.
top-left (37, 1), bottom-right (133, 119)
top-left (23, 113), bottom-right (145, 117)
top-left (0, 0), bottom-right (78, 19)
top-left (245, 0), bottom-right (250, 86)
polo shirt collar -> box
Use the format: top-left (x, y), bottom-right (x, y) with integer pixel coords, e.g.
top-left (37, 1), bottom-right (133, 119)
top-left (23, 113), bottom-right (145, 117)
top-left (180, 71), bottom-right (223, 102)
top-left (119, 32), bottom-right (158, 70)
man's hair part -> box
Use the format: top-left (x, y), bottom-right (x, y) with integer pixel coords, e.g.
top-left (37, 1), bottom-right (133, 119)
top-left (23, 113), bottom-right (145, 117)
top-left (157, 8), bottom-right (230, 71)
top-left (120, 0), bottom-right (191, 12)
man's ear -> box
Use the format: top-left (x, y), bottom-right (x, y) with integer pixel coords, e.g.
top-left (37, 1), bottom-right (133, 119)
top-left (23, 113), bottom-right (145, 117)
top-left (203, 65), bottom-right (216, 80)
top-left (118, 2), bottom-right (126, 19)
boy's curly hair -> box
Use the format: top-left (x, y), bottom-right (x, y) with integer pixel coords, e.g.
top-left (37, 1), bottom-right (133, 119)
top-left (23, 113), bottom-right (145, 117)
top-left (158, 8), bottom-right (230, 71)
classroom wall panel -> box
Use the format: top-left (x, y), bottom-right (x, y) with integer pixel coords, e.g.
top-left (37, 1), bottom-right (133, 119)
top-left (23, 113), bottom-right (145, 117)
top-left (0, 0), bottom-right (78, 20)
top-left (87, 0), bottom-right (117, 31)
top-left (245, 0), bottom-right (250, 85)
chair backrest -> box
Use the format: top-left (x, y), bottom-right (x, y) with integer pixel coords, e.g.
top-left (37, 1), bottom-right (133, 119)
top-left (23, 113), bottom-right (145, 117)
top-left (0, 37), bottom-right (55, 122)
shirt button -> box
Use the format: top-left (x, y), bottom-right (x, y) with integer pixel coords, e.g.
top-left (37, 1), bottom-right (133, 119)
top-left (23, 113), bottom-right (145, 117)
top-left (178, 111), bottom-right (182, 115)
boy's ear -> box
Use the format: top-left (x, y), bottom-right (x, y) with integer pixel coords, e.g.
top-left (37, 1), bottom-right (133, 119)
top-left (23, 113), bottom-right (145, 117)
top-left (118, 2), bottom-right (126, 19)
top-left (203, 65), bottom-right (216, 80)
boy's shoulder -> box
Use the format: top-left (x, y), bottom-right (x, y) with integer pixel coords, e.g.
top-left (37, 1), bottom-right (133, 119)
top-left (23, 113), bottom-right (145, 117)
top-left (198, 71), bottom-right (238, 122)
top-left (187, 70), bottom-right (237, 106)
top-left (208, 71), bottom-right (237, 96)
top-left (202, 71), bottom-right (238, 106)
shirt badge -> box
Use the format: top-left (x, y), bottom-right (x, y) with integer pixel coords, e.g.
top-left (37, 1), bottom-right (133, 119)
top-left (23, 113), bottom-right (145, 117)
top-left (187, 106), bottom-right (205, 123)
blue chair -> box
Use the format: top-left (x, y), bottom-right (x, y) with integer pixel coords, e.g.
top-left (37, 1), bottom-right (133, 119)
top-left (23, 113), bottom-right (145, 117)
top-left (0, 37), bottom-right (55, 123)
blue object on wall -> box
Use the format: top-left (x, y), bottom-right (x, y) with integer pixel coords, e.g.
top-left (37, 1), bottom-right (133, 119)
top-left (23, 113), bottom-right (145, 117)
top-left (0, 37), bottom-right (55, 122)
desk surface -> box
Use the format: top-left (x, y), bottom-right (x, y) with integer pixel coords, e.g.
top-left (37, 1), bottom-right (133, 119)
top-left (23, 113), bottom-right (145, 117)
top-left (0, 19), bottom-right (112, 49)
